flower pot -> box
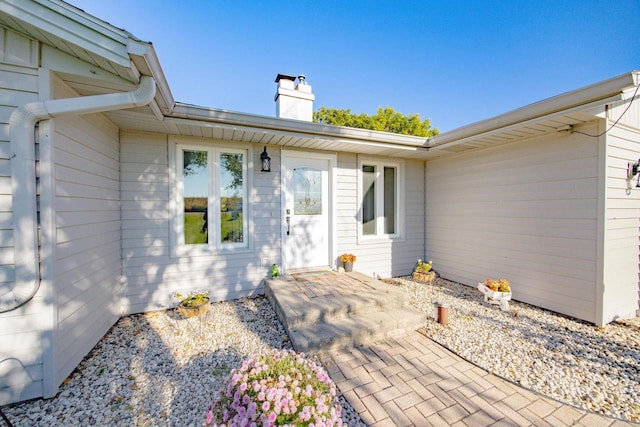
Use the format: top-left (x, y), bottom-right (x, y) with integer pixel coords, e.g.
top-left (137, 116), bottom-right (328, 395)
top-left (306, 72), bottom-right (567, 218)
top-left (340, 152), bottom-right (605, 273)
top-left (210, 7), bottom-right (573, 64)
top-left (477, 283), bottom-right (512, 311)
top-left (413, 271), bottom-right (435, 283)
top-left (343, 261), bottom-right (354, 272)
top-left (178, 298), bottom-right (210, 318)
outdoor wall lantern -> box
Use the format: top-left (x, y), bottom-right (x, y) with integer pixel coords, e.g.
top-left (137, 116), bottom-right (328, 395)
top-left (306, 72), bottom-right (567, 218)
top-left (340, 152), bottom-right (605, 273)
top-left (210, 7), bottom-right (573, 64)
top-left (260, 146), bottom-right (271, 172)
top-left (627, 159), bottom-right (640, 188)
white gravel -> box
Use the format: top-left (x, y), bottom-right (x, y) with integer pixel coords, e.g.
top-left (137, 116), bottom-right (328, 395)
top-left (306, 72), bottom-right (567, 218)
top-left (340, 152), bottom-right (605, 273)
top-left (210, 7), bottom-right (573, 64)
top-left (4, 296), bottom-right (364, 427)
top-left (384, 276), bottom-right (640, 423)
top-left (5, 277), bottom-right (639, 425)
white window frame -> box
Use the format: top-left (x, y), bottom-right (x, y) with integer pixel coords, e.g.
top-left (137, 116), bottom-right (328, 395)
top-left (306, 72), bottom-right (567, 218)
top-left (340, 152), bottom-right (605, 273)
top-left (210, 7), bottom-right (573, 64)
top-left (357, 157), bottom-right (404, 242)
top-left (169, 137), bottom-right (252, 257)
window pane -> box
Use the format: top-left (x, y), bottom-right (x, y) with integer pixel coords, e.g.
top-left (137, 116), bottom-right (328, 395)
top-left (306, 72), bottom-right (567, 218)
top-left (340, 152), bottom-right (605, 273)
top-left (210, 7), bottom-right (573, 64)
top-left (220, 153), bottom-right (244, 244)
top-left (293, 168), bottom-right (322, 215)
top-left (362, 165), bottom-right (376, 235)
top-left (384, 167), bottom-right (396, 234)
top-left (183, 150), bottom-right (208, 244)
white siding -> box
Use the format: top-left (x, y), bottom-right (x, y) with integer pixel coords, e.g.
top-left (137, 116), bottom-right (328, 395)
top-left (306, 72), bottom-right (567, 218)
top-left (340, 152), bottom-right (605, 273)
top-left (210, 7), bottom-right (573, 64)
top-left (0, 57), bottom-right (46, 404)
top-left (426, 125), bottom-right (601, 323)
top-left (601, 121), bottom-right (640, 324)
top-left (120, 132), bottom-right (280, 314)
top-left (336, 153), bottom-right (424, 278)
top-left (50, 79), bottom-right (121, 386)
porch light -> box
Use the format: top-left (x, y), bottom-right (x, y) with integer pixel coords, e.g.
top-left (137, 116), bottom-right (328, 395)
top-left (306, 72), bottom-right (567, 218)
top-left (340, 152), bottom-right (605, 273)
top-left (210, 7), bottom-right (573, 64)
top-left (628, 159), bottom-right (640, 188)
top-left (260, 146), bottom-right (271, 172)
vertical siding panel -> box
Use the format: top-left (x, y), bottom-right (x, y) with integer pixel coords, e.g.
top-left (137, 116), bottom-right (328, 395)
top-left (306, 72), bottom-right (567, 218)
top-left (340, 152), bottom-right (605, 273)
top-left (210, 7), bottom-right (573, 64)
top-left (0, 57), bottom-right (44, 404)
top-left (426, 126), bottom-right (601, 323)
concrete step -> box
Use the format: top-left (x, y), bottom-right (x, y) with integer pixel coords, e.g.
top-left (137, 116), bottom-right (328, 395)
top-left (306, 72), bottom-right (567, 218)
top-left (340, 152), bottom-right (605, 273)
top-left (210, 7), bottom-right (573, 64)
top-left (288, 306), bottom-right (428, 353)
top-left (266, 278), bottom-right (407, 329)
top-left (265, 272), bottom-right (429, 354)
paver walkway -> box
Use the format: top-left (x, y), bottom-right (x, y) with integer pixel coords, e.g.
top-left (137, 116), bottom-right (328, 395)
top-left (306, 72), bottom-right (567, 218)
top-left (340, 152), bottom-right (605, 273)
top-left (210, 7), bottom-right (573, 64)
top-left (322, 333), bottom-right (634, 426)
top-left (273, 273), bottom-right (635, 427)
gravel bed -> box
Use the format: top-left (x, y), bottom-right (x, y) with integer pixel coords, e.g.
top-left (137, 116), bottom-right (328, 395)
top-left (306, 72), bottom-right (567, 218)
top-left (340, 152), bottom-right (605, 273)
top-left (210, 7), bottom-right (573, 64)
top-left (384, 276), bottom-right (640, 422)
top-left (4, 296), bottom-right (365, 426)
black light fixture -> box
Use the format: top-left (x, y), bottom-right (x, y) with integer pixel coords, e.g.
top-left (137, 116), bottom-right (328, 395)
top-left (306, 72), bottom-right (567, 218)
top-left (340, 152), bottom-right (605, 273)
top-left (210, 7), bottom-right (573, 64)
top-left (628, 159), bottom-right (640, 188)
top-left (260, 146), bottom-right (271, 172)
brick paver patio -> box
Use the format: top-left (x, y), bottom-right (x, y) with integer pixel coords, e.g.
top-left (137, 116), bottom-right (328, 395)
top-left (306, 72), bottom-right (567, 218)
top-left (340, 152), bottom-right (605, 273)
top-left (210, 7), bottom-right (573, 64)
top-left (323, 333), bottom-right (634, 426)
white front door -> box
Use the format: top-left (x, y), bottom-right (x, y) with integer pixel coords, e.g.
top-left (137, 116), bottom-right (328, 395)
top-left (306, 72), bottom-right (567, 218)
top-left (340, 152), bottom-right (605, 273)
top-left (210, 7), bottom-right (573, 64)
top-left (282, 151), bottom-right (333, 271)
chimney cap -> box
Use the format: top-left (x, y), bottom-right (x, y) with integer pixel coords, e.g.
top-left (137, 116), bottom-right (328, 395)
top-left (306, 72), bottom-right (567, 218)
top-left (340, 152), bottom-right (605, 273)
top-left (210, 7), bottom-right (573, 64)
top-left (275, 73), bottom-right (297, 83)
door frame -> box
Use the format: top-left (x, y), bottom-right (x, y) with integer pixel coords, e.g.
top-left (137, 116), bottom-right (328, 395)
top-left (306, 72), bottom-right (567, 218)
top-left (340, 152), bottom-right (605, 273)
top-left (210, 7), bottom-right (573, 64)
top-left (281, 149), bottom-right (337, 274)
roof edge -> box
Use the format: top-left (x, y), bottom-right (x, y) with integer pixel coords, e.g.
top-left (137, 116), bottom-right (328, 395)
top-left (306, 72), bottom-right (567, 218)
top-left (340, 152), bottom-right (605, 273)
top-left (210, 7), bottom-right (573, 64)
top-left (170, 103), bottom-right (428, 147)
top-left (429, 71), bottom-right (639, 148)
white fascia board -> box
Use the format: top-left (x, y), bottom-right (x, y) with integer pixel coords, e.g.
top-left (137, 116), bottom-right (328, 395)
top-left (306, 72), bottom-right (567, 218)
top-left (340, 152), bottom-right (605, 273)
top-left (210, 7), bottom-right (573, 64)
top-left (170, 103), bottom-right (428, 147)
top-left (429, 94), bottom-right (619, 152)
top-left (131, 44), bottom-right (175, 117)
top-left (428, 71), bottom-right (638, 148)
top-left (1, 0), bottom-right (133, 67)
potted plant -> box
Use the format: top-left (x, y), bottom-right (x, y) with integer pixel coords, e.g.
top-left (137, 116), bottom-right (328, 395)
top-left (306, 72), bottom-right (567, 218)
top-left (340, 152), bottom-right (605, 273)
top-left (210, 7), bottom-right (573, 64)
top-left (477, 278), bottom-right (512, 311)
top-left (172, 289), bottom-right (210, 318)
top-left (340, 253), bottom-right (356, 272)
top-left (413, 259), bottom-right (435, 283)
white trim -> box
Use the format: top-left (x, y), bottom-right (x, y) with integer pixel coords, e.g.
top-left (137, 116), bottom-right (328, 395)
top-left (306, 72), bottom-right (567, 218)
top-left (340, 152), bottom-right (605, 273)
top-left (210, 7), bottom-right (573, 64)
top-left (595, 118), bottom-right (608, 326)
top-left (37, 119), bottom-right (57, 398)
top-left (357, 156), bottom-right (405, 243)
top-left (281, 149), bottom-right (337, 273)
top-left (169, 136), bottom-right (253, 258)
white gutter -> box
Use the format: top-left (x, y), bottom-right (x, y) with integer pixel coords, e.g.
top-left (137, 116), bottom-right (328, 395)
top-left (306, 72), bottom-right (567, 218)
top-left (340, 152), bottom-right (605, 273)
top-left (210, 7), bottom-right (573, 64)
top-left (427, 71), bottom-right (639, 148)
top-left (1, 75), bottom-right (156, 312)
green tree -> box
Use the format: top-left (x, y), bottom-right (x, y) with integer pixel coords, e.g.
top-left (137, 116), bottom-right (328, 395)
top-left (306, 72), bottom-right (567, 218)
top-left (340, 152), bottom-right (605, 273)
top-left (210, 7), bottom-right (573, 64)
top-left (313, 106), bottom-right (439, 137)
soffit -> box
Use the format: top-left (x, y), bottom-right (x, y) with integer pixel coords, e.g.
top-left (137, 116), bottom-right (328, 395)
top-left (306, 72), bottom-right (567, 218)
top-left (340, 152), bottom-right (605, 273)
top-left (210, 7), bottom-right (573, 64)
top-left (101, 102), bottom-right (609, 161)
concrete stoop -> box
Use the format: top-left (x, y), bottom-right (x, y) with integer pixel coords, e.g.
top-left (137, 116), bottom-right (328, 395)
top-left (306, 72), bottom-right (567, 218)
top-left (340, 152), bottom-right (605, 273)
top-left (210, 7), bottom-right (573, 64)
top-left (265, 271), bottom-right (428, 353)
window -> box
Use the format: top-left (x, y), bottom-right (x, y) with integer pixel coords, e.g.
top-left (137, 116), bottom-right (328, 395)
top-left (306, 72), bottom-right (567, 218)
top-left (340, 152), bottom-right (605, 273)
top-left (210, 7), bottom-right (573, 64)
top-left (359, 159), bottom-right (402, 239)
top-left (173, 142), bottom-right (249, 253)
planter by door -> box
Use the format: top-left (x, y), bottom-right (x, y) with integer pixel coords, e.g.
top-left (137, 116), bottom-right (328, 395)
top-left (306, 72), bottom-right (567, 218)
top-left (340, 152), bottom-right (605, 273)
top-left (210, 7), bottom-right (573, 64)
top-left (343, 262), bottom-right (354, 272)
top-left (178, 298), bottom-right (210, 318)
top-left (413, 271), bottom-right (435, 283)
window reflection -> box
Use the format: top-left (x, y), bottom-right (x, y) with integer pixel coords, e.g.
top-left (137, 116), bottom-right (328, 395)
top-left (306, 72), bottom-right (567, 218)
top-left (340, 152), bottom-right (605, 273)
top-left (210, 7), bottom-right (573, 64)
top-left (220, 153), bottom-right (244, 244)
top-left (183, 150), bottom-right (208, 244)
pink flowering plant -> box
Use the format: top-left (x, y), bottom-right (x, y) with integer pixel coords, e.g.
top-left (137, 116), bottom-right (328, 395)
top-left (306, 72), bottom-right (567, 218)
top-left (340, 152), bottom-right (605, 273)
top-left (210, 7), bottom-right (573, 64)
top-left (205, 349), bottom-right (343, 427)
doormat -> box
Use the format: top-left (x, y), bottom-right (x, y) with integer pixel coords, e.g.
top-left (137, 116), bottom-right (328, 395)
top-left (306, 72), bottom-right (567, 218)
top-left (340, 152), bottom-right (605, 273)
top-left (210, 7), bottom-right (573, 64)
top-left (291, 270), bottom-right (333, 279)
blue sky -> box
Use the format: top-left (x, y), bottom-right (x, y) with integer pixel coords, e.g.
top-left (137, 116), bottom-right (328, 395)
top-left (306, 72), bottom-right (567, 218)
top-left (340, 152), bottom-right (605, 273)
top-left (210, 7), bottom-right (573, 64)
top-left (70, 0), bottom-right (639, 132)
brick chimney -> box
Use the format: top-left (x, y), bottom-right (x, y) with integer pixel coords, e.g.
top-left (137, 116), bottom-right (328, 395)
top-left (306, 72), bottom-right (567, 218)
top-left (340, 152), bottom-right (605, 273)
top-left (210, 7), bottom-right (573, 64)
top-left (274, 74), bottom-right (315, 121)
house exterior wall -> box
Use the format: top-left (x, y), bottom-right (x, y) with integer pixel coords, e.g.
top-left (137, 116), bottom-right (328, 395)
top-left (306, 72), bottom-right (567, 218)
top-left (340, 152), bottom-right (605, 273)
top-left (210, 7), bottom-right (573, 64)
top-left (601, 109), bottom-right (640, 324)
top-left (0, 29), bottom-right (47, 405)
top-left (120, 137), bottom-right (424, 313)
top-left (426, 124), bottom-right (602, 323)
top-left (336, 153), bottom-right (424, 278)
top-left (120, 132), bottom-right (280, 314)
top-left (49, 77), bottom-right (122, 386)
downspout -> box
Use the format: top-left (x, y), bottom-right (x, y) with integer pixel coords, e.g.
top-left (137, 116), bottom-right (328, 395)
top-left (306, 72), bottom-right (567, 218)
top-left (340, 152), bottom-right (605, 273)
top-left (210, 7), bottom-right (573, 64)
top-left (0, 75), bottom-right (156, 312)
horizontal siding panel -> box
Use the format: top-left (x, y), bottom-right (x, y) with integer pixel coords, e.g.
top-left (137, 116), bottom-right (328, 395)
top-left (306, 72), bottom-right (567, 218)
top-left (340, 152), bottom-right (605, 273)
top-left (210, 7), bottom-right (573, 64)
top-left (120, 181), bottom-right (169, 193)
top-left (56, 233), bottom-right (120, 261)
top-left (55, 181), bottom-right (119, 201)
top-left (55, 165), bottom-right (118, 192)
top-left (427, 131), bottom-right (599, 323)
top-left (602, 125), bottom-right (640, 324)
top-left (120, 134), bottom-right (276, 314)
top-left (55, 149), bottom-right (118, 182)
top-left (56, 220), bottom-right (119, 244)
top-left (55, 196), bottom-right (119, 212)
